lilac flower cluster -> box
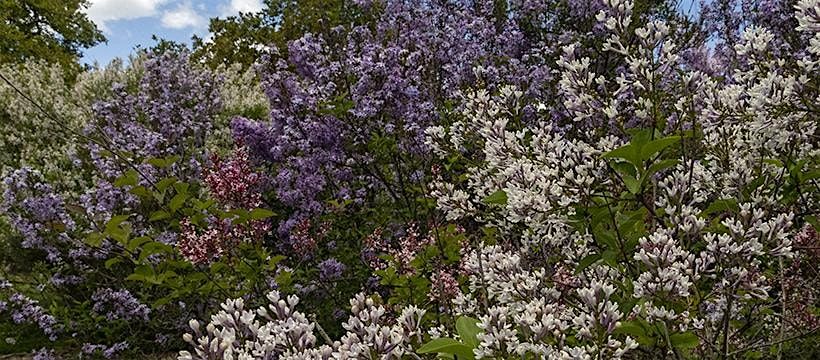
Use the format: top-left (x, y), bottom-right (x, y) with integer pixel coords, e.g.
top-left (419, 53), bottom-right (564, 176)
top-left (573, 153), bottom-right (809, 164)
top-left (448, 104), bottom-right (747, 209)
top-left (3, 293), bottom-right (60, 341)
top-left (81, 342), bottom-right (130, 358)
top-left (699, 0), bottom-right (808, 72)
top-left (2, 51), bottom-right (224, 268)
top-left (179, 291), bottom-right (427, 359)
top-left (87, 50), bottom-right (221, 186)
top-left (49, 273), bottom-right (84, 287)
top-left (90, 288), bottom-right (151, 322)
top-left (1, 168), bottom-right (76, 262)
top-left (317, 257), bottom-right (346, 282)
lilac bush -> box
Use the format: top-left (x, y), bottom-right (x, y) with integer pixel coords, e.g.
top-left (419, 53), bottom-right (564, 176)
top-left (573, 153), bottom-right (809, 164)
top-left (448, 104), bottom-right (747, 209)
top-left (231, 0), bottom-right (686, 233)
top-left (0, 0), bottom-right (817, 358)
top-left (0, 50), bottom-right (235, 356)
top-left (424, 0), bottom-right (819, 357)
top-left (87, 50), bottom-right (221, 184)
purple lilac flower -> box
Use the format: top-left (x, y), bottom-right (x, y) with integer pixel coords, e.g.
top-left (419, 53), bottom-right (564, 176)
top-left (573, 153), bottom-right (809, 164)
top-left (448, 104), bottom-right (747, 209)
top-left (82, 342), bottom-right (129, 359)
top-left (88, 51), bottom-right (221, 184)
top-left (5, 293), bottom-right (60, 341)
top-left (104, 342), bottom-right (129, 358)
top-left (49, 273), bottom-right (84, 287)
top-left (1, 168), bottom-right (76, 263)
top-left (91, 288), bottom-right (151, 322)
top-left (318, 258), bottom-right (346, 282)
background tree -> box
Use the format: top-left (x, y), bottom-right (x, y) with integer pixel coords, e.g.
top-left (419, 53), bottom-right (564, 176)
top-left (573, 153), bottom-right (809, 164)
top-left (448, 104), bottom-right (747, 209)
top-left (192, 0), bottom-right (362, 69)
top-left (0, 0), bottom-right (104, 77)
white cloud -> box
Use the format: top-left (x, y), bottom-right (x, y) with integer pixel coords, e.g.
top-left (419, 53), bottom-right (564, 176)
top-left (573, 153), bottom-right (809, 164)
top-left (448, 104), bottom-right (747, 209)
top-left (86, 0), bottom-right (169, 31)
top-left (160, 1), bottom-right (206, 29)
top-left (221, 0), bottom-right (263, 15)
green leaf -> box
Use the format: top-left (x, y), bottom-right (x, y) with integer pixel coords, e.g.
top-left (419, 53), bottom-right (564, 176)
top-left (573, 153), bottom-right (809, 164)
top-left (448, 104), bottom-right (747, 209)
top-left (114, 169), bottom-right (138, 187)
top-left (139, 241), bottom-right (173, 261)
top-left (603, 143), bottom-right (640, 166)
top-left (173, 182), bottom-right (189, 195)
top-left (165, 155), bottom-right (181, 166)
top-left (106, 215), bottom-right (130, 229)
top-left (169, 193), bottom-right (189, 212)
top-left (417, 338), bottom-right (475, 360)
top-left (249, 208), bottom-right (276, 220)
top-left (267, 255), bottom-right (286, 269)
top-left (275, 270), bottom-right (293, 288)
top-left (761, 158), bottom-right (783, 167)
top-left (129, 185), bottom-right (152, 199)
top-left (805, 216), bottom-right (819, 231)
top-left (157, 270), bottom-right (178, 283)
top-left (126, 236), bottom-right (152, 252)
top-left (613, 320), bottom-right (653, 345)
top-left (670, 332), bottom-right (699, 349)
top-left (149, 210), bottom-right (171, 222)
top-left (628, 128), bottom-right (652, 147)
top-left (104, 258), bottom-right (121, 269)
top-left (227, 208), bottom-right (249, 219)
top-left (604, 134), bottom-right (681, 167)
top-left (193, 199), bottom-right (217, 211)
top-left (611, 160), bottom-right (637, 178)
top-left (801, 169), bottom-right (820, 182)
top-left (641, 136), bottom-right (680, 160)
top-left (145, 155), bottom-right (181, 168)
top-left (701, 199), bottom-right (738, 216)
top-left (85, 232), bottom-right (104, 247)
top-left (593, 226), bottom-right (618, 251)
top-left (601, 249), bottom-right (619, 268)
top-left (588, 206), bottom-right (612, 228)
top-left (456, 316), bottom-right (482, 349)
top-left (482, 190), bottom-right (508, 205)
top-left (145, 157), bottom-right (168, 168)
top-left (613, 321), bottom-right (646, 337)
top-left (127, 265), bottom-right (155, 283)
top-left (105, 215), bottom-right (131, 243)
top-left (156, 177), bottom-right (178, 193)
top-left (622, 174), bottom-right (641, 194)
top-left (576, 253), bottom-right (601, 274)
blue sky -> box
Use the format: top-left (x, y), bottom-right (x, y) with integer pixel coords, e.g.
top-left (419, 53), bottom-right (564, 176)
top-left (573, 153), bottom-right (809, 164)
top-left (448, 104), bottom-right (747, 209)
top-left (81, 0), bottom-right (264, 66)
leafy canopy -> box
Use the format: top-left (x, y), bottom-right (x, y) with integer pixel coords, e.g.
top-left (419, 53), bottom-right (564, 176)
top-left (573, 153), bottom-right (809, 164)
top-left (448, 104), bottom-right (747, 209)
top-left (0, 0), bottom-right (105, 76)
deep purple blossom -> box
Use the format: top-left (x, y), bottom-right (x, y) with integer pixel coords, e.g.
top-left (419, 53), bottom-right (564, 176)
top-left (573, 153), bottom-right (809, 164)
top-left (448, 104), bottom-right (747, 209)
top-left (318, 258), bottom-right (346, 282)
top-left (91, 288), bottom-right (151, 322)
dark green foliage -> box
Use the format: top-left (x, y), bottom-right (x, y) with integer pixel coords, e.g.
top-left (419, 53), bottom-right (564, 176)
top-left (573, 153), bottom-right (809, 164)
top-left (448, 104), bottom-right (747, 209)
top-left (0, 0), bottom-right (104, 77)
top-left (192, 0), bottom-right (363, 68)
